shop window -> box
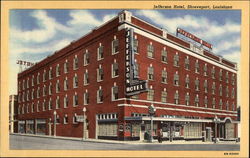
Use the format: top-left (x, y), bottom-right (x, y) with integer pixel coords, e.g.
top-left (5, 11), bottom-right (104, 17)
top-left (173, 52), bottom-right (179, 67)
top-left (185, 56), bottom-right (190, 70)
top-left (97, 44), bottom-right (104, 60)
top-left (148, 65), bottom-right (154, 80)
top-left (185, 92), bottom-right (190, 106)
top-left (84, 50), bottom-right (90, 66)
top-left (147, 43), bottom-right (154, 58)
top-left (73, 55), bottom-right (79, 70)
top-left (174, 71), bottom-right (179, 86)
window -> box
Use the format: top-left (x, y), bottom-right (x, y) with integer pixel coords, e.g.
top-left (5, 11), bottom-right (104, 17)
top-left (97, 65), bottom-right (104, 82)
top-left (134, 61), bottom-right (139, 78)
top-left (231, 88), bottom-right (235, 99)
top-left (73, 55), bottom-right (79, 70)
top-left (232, 102), bottom-right (235, 111)
top-left (226, 101), bottom-right (229, 111)
top-left (204, 96), bottom-right (208, 108)
top-left (22, 105), bottom-right (25, 114)
top-left (112, 60), bottom-right (119, 78)
top-left (56, 64), bottom-right (60, 76)
top-left (27, 103), bottom-right (29, 113)
top-left (73, 74), bottom-right (78, 88)
top-left (84, 50), bottom-right (90, 66)
top-left (56, 96), bottom-right (60, 109)
top-left (133, 37), bottom-right (139, 53)
top-left (226, 72), bottom-right (229, 83)
top-left (32, 76), bottom-right (34, 86)
top-left (148, 65), bottom-right (154, 80)
top-left (219, 84), bottom-right (222, 96)
top-left (174, 90), bottom-right (179, 104)
top-left (42, 100), bottom-right (46, 111)
top-left (219, 69), bottom-right (223, 81)
top-left (97, 44), bottom-right (104, 60)
top-left (31, 103), bottom-right (34, 113)
top-left (48, 98), bottom-right (52, 110)
top-left (49, 67), bottom-right (53, 79)
top-left (84, 70), bottom-right (89, 85)
top-left (212, 98), bottom-right (216, 109)
top-left (147, 43), bottom-right (154, 58)
top-left (43, 70), bottom-right (47, 82)
top-left (211, 67), bottom-right (215, 79)
top-left (219, 99), bottom-right (223, 110)
top-left (31, 89), bottom-right (34, 100)
top-left (23, 80), bottom-right (25, 90)
top-left (161, 48), bottom-right (167, 63)
top-left (37, 87), bottom-right (40, 98)
top-left (212, 82), bottom-right (216, 95)
top-left (43, 85), bottom-right (46, 96)
top-left (97, 87), bottom-right (103, 103)
top-left (195, 94), bottom-right (199, 107)
top-left (185, 56), bottom-right (190, 70)
top-left (112, 37), bottom-right (119, 54)
top-left (161, 69), bottom-right (167, 84)
top-left (195, 60), bottom-right (199, 73)
top-left (112, 85), bottom-right (118, 101)
top-left (203, 64), bottom-right (208, 76)
top-left (64, 115), bottom-right (68, 124)
top-left (185, 74), bottom-right (190, 88)
top-left (226, 86), bottom-right (229, 97)
top-left (18, 82), bottom-right (21, 91)
top-left (37, 101), bottom-right (40, 112)
top-left (26, 90), bottom-right (29, 101)
top-left (56, 80), bottom-right (60, 93)
top-left (231, 74), bottom-right (235, 85)
top-left (27, 78), bottom-right (29, 88)
top-left (195, 78), bottom-right (200, 91)
top-left (64, 77), bottom-right (68, 91)
top-left (56, 115), bottom-right (60, 124)
top-left (64, 95), bottom-right (68, 108)
top-left (185, 92), bottom-right (190, 106)
top-left (173, 52), bottom-right (179, 67)
top-left (64, 60), bottom-right (69, 73)
top-left (204, 80), bottom-right (208, 93)
top-left (174, 71), bottom-right (179, 86)
top-left (161, 89), bottom-right (167, 103)
top-left (49, 83), bottom-right (52, 95)
top-left (147, 87), bottom-right (154, 101)
top-left (73, 113), bottom-right (77, 124)
top-left (84, 90), bottom-right (89, 105)
top-left (37, 73), bottom-right (40, 84)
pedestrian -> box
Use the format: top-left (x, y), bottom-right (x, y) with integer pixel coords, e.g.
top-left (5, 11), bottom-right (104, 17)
top-left (158, 129), bottom-right (163, 143)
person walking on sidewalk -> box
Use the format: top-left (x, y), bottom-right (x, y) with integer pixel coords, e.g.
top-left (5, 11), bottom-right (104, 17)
top-left (157, 129), bottom-right (163, 143)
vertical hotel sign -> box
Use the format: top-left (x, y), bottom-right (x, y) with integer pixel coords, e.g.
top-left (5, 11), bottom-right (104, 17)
top-left (125, 28), bottom-right (148, 96)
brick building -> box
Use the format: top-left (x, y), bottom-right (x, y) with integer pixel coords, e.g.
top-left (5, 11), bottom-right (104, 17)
top-left (17, 10), bottom-right (238, 141)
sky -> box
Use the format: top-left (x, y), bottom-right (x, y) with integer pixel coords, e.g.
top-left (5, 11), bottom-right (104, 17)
top-left (9, 9), bottom-right (241, 105)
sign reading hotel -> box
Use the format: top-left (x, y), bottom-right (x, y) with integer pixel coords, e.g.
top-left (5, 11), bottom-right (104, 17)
top-left (177, 28), bottom-right (213, 50)
top-left (125, 28), bottom-right (148, 96)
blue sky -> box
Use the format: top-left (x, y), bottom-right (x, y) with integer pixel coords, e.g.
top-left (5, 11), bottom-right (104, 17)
top-left (9, 9), bottom-right (241, 99)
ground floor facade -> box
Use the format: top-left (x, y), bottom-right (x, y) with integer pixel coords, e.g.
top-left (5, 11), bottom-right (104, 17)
top-left (17, 98), bottom-right (239, 142)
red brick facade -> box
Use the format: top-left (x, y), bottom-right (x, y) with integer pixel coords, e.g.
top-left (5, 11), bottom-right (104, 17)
top-left (17, 10), bottom-right (238, 141)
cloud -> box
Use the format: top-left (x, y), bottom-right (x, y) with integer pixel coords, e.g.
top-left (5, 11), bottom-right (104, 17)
top-left (213, 37), bottom-right (240, 53)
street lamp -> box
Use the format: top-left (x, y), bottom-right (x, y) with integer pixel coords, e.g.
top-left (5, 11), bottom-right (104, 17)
top-left (213, 115), bottom-right (220, 143)
top-left (53, 111), bottom-right (57, 137)
top-left (83, 107), bottom-right (87, 140)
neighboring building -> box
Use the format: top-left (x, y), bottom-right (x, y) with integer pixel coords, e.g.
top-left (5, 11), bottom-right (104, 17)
top-left (16, 10), bottom-right (238, 141)
top-left (9, 95), bottom-right (18, 133)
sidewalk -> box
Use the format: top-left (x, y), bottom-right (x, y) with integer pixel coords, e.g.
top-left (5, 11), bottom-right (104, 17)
top-left (10, 133), bottom-right (239, 145)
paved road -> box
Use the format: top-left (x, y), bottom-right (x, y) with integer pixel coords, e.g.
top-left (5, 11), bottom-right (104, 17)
top-left (10, 135), bottom-right (240, 151)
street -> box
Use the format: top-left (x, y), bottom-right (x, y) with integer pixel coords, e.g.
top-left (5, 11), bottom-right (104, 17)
top-left (10, 135), bottom-right (240, 151)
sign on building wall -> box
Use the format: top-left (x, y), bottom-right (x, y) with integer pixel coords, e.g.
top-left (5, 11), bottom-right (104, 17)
top-left (125, 28), bottom-right (148, 96)
top-left (176, 28), bottom-right (213, 50)
top-left (76, 115), bottom-right (84, 122)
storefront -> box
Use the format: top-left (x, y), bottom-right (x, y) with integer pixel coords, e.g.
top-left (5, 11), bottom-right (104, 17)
top-left (26, 120), bottom-right (35, 134)
top-left (18, 120), bottom-right (25, 133)
top-left (36, 119), bottom-right (46, 135)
